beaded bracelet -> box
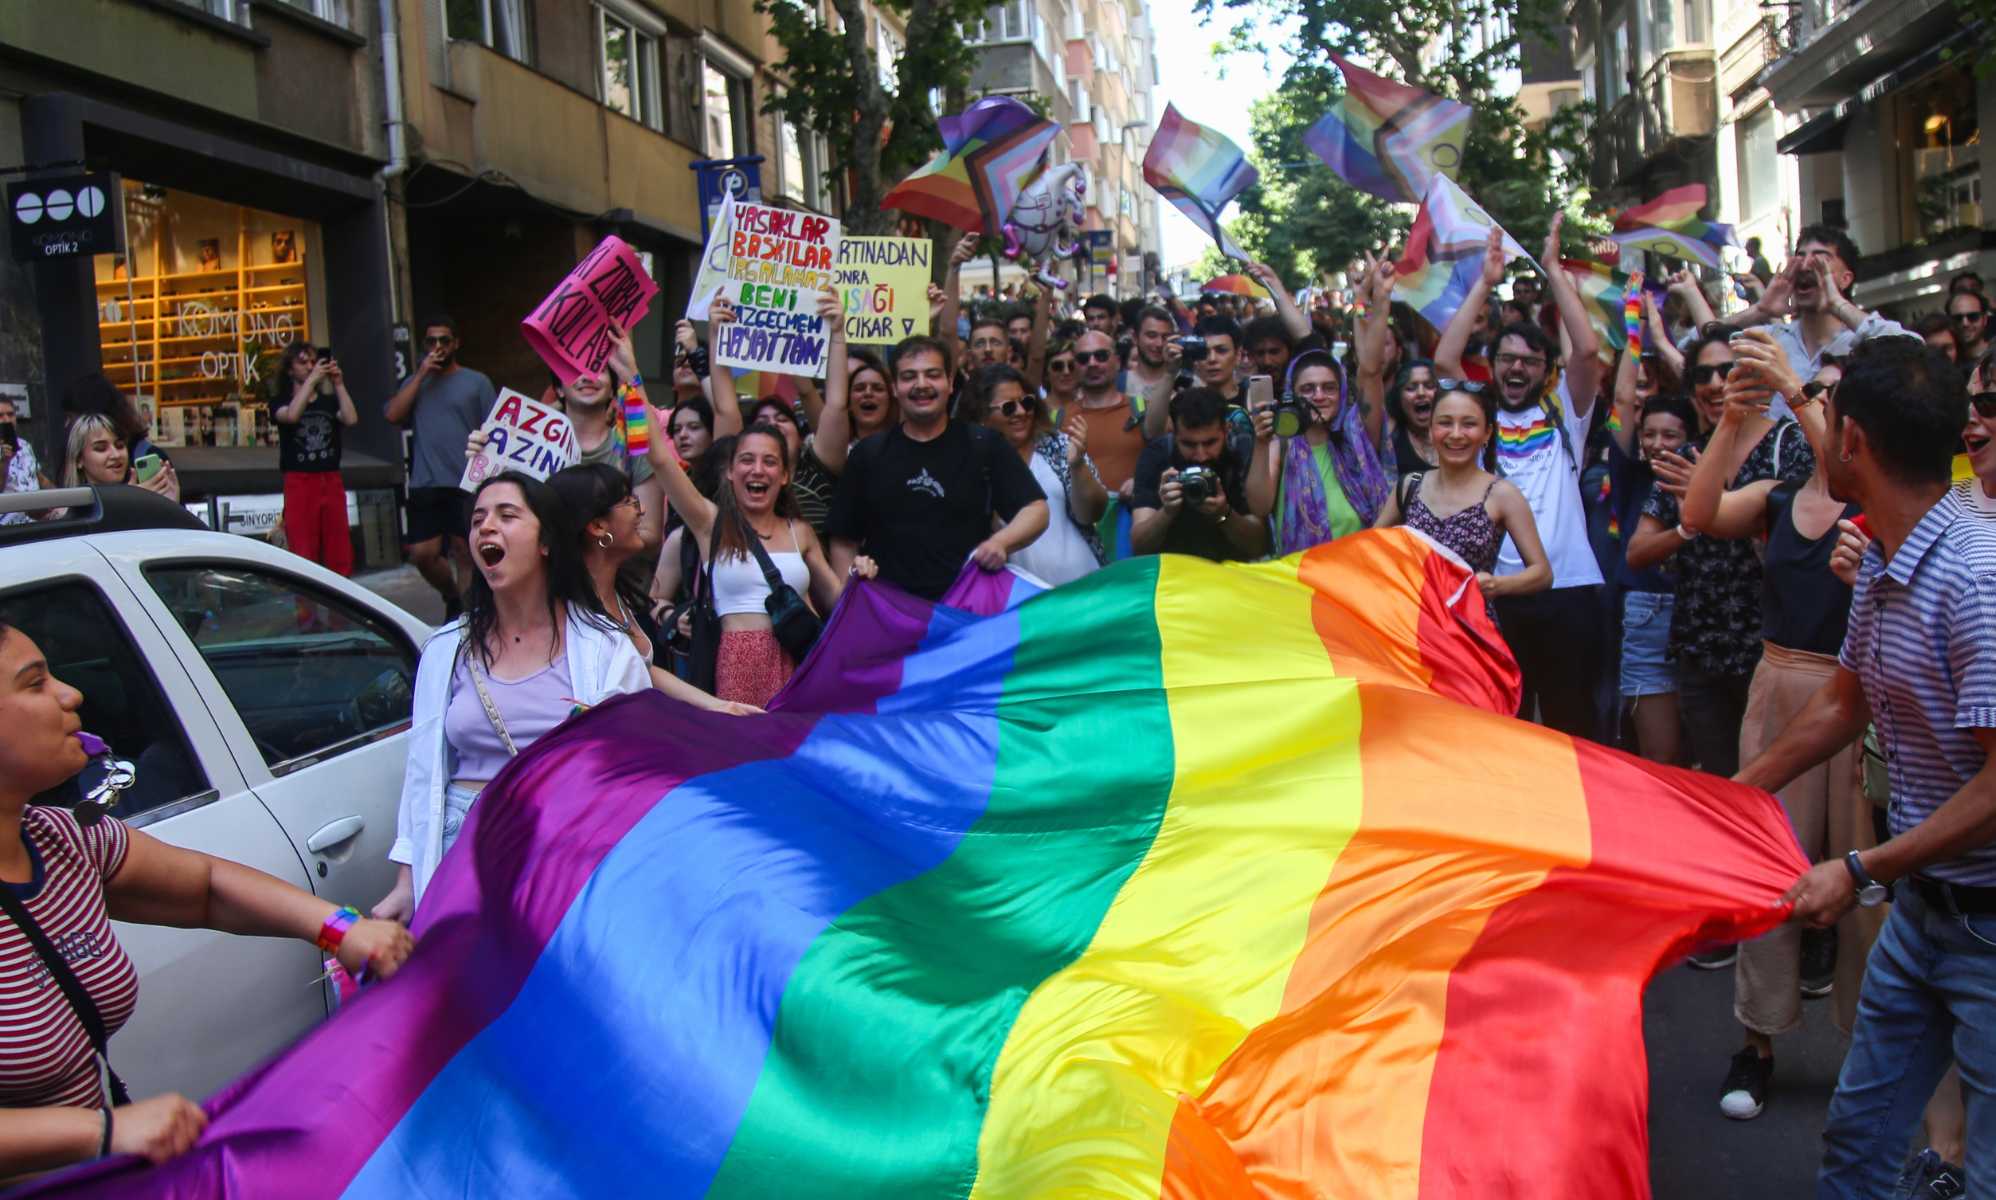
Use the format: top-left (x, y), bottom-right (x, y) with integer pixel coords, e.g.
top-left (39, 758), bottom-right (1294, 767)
top-left (316, 904), bottom-right (361, 955)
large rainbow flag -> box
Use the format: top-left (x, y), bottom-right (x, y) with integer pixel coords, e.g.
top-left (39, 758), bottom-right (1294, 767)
top-left (883, 96), bottom-right (1061, 236)
top-left (1304, 55), bottom-right (1472, 204)
top-left (1611, 183), bottom-right (1736, 271)
top-left (1143, 103), bottom-right (1257, 259)
top-left (1394, 174), bottom-right (1537, 333)
top-left (34, 535), bottom-right (1808, 1199)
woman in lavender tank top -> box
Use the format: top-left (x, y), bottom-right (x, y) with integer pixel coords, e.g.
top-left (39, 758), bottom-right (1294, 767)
top-left (1372, 384), bottom-right (1554, 599)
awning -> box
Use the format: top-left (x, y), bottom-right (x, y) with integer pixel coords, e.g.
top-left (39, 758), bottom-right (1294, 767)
top-left (1775, 23), bottom-right (1981, 156)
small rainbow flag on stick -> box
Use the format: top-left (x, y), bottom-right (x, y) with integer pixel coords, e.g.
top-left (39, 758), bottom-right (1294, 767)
top-left (26, 535), bottom-right (1807, 1199)
top-left (1304, 55), bottom-right (1472, 204)
top-left (1394, 175), bottom-right (1536, 333)
top-left (620, 381), bottom-right (649, 457)
top-left (883, 96), bottom-right (1060, 236)
top-left (1143, 103), bottom-right (1258, 259)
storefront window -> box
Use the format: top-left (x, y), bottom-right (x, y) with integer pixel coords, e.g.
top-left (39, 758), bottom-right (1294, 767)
top-left (1902, 66), bottom-right (1981, 240)
top-left (94, 182), bottom-right (325, 449)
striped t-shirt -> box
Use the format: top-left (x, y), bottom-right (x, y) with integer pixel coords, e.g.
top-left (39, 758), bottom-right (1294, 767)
top-left (1840, 488), bottom-right (1996, 886)
top-left (0, 808), bottom-right (137, 1108)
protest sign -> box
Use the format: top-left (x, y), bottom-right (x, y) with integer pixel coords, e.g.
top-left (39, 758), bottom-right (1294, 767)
top-left (833, 236), bottom-right (932, 344)
top-left (459, 388), bottom-right (581, 492)
top-left (687, 192), bottom-right (736, 322)
top-left (521, 235), bottom-right (659, 384)
top-left (711, 202), bottom-right (842, 378)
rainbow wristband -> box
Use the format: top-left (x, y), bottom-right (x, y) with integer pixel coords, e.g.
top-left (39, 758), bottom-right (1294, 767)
top-left (316, 904), bottom-right (361, 954)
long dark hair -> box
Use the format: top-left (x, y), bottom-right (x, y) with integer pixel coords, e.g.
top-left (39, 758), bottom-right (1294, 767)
top-left (960, 364), bottom-right (1044, 434)
top-left (546, 463), bottom-right (647, 621)
top-left (710, 423), bottom-right (800, 563)
top-left (459, 471), bottom-right (613, 669)
top-left (1386, 358), bottom-right (1438, 429)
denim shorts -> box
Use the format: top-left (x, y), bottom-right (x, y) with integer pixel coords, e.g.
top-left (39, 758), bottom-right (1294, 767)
top-left (1619, 590), bottom-right (1677, 698)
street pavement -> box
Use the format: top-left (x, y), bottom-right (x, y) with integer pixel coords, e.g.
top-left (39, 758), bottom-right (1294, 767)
top-left (350, 565), bottom-right (1888, 1192)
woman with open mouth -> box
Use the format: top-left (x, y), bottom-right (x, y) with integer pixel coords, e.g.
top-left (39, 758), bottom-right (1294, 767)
top-left (377, 471), bottom-right (650, 920)
top-left (645, 384), bottom-right (869, 708)
top-left (1385, 360), bottom-right (1441, 476)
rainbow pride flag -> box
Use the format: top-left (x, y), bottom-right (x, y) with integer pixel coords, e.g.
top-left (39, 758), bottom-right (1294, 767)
top-left (1561, 257), bottom-right (1633, 359)
top-left (36, 536), bottom-right (1808, 1199)
top-left (1143, 103), bottom-right (1257, 259)
top-left (1304, 54), bottom-right (1471, 204)
top-left (883, 96), bottom-right (1060, 236)
top-left (1394, 174), bottom-right (1536, 332)
top-left (1611, 184), bottom-right (1736, 271)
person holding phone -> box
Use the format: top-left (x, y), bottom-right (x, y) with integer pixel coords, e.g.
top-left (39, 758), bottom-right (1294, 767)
top-left (274, 342), bottom-right (359, 575)
top-left (384, 317), bottom-right (493, 618)
top-left (60, 415), bottom-right (179, 504)
top-left (1245, 347), bottom-right (1391, 555)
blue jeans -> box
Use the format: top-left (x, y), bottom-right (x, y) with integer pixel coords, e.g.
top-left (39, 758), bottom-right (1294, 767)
top-left (1818, 883), bottom-right (1996, 1197)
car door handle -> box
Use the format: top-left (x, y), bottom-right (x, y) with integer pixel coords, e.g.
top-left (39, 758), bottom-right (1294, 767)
top-left (306, 816), bottom-right (365, 854)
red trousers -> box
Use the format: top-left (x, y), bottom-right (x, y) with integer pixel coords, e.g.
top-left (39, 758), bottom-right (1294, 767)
top-left (283, 471), bottom-right (353, 576)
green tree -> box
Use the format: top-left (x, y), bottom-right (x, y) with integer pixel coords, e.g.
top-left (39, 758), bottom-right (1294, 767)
top-left (756, 0), bottom-right (994, 235)
top-left (1194, 0), bottom-right (1596, 274)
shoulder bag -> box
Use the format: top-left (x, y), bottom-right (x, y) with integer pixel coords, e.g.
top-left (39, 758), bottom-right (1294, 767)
top-left (0, 873), bottom-right (132, 1106)
top-left (747, 519), bottom-right (823, 663)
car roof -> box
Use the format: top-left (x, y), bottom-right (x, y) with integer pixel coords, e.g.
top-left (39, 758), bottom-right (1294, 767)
top-left (0, 486), bottom-right (205, 548)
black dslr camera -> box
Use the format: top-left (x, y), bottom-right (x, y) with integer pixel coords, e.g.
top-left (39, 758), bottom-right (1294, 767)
top-left (1177, 464), bottom-right (1220, 503)
top-left (1175, 335), bottom-right (1209, 365)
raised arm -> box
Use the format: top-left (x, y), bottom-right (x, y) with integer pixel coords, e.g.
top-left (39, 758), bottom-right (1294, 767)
top-left (645, 395), bottom-right (721, 541)
top-left (1666, 268), bottom-right (1716, 330)
top-left (1023, 284), bottom-right (1054, 393)
top-left (1355, 260), bottom-right (1393, 448)
top-left (1539, 213), bottom-right (1602, 415)
top-left (1434, 228), bottom-right (1505, 379)
top-left (331, 359), bottom-right (360, 427)
top-left (1609, 342), bottom-right (1640, 457)
top-left (1244, 406), bottom-right (1282, 518)
top-left (810, 289), bottom-right (853, 475)
top-left (383, 347), bottom-right (437, 425)
top-left (705, 300), bottom-right (745, 438)
top-left (275, 361), bottom-right (326, 425)
top-left (1643, 291), bottom-right (1684, 382)
top-left (1246, 261), bottom-right (1310, 344)
top-left (939, 233), bottom-right (977, 366)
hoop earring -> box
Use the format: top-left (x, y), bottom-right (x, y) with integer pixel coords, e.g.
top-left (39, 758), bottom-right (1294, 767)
top-left (596, 533), bottom-right (612, 548)
top-left (1838, 449), bottom-right (1853, 464)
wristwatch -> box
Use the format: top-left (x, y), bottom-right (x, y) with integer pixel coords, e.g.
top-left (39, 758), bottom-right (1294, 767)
top-left (1844, 851), bottom-right (1888, 908)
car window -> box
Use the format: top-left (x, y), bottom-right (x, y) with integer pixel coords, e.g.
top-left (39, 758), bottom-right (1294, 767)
top-left (144, 565), bottom-right (416, 774)
top-left (6, 580), bottom-right (212, 818)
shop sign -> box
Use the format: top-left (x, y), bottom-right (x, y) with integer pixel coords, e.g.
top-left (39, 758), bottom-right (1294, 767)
top-left (212, 491), bottom-right (358, 537)
top-left (8, 172), bottom-right (125, 263)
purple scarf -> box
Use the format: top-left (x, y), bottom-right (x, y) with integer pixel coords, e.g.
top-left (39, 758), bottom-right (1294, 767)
top-left (1275, 360), bottom-right (1391, 554)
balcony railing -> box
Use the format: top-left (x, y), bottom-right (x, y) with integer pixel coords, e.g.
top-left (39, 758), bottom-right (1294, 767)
top-left (1592, 49), bottom-right (1717, 188)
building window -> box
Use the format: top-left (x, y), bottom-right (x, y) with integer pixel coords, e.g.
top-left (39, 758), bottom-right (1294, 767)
top-left (876, 22), bottom-right (904, 90)
top-left (1736, 106), bottom-right (1777, 221)
top-left (269, 0), bottom-right (351, 24)
top-left (1681, 0), bottom-right (1709, 44)
top-left (1902, 66), bottom-right (1982, 239)
top-left (774, 111), bottom-right (824, 209)
top-left (702, 59), bottom-right (752, 158)
top-left (173, 0), bottom-right (251, 24)
top-left (1606, 22), bottom-right (1629, 104)
top-left (974, 0), bottom-right (1032, 43)
top-left (598, 3), bottom-right (662, 129)
top-left (446, 0), bottom-right (533, 64)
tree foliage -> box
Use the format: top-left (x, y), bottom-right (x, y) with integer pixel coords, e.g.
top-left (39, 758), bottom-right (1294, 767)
top-left (756, 0), bottom-right (992, 234)
top-left (1192, 0), bottom-right (1597, 281)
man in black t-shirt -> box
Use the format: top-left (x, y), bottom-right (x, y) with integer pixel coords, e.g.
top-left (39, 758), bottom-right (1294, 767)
top-left (1129, 388), bottom-right (1266, 563)
top-left (827, 337), bottom-right (1049, 600)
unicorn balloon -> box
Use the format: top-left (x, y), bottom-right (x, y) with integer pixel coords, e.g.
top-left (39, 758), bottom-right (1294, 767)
top-left (1001, 163), bottom-right (1086, 290)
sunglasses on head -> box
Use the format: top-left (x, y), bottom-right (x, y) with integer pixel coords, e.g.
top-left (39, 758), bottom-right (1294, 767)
top-left (1075, 348), bottom-right (1115, 365)
top-left (1690, 361), bottom-right (1736, 384)
top-left (1436, 378), bottom-right (1488, 393)
top-left (1973, 391), bottom-right (1996, 419)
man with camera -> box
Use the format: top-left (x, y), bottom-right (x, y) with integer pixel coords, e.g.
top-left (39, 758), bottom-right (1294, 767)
top-left (1130, 388), bottom-right (1267, 562)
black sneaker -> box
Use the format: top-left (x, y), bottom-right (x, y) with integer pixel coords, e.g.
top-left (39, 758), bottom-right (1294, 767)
top-left (1718, 1048), bottom-right (1772, 1120)
top-left (1901, 1149), bottom-right (1967, 1199)
top-left (1688, 945), bottom-right (1738, 970)
top-left (1800, 925), bottom-right (1837, 998)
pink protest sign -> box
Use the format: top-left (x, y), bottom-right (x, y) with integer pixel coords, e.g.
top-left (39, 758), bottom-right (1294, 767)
top-left (520, 235), bottom-right (660, 383)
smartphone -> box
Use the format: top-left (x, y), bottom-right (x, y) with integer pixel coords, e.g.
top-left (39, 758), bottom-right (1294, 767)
top-left (1245, 374), bottom-right (1275, 411)
top-left (317, 347), bottom-right (337, 396)
top-left (133, 453), bottom-right (164, 484)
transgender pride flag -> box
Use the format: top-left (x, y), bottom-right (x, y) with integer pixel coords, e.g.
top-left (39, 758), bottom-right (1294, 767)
top-left (1305, 55), bottom-right (1471, 205)
top-left (1394, 174), bottom-right (1537, 332)
top-left (1142, 103), bottom-right (1257, 259)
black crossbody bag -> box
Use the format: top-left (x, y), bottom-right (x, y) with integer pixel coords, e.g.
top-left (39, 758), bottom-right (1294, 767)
top-left (744, 520), bottom-right (822, 663)
top-left (0, 880), bottom-right (131, 1106)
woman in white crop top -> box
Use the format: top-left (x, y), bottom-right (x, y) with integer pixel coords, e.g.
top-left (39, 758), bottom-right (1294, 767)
top-left (648, 312), bottom-right (876, 706)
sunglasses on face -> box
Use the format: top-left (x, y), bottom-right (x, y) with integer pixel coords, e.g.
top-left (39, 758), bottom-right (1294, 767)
top-left (1954, 312), bottom-right (1986, 325)
top-left (1048, 359), bottom-right (1077, 372)
top-left (1690, 361), bottom-right (1736, 384)
top-left (1802, 380), bottom-right (1833, 402)
top-left (1436, 378), bottom-right (1488, 393)
top-left (1973, 392), bottom-right (1996, 419)
top-left (423, 335), bottom-right (453, 347)
top-left (1075, 349), bottom-right (1115, 364)
top-left (995, 399), bottom-right (1031, 417)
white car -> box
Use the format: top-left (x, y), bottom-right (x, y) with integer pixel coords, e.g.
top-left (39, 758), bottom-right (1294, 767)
top-left (0, 486), bottom-right (425, 1100)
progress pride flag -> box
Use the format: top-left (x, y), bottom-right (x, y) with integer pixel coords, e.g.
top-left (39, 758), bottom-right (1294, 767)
top-left (521, 235), bottom-right (659, 383)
